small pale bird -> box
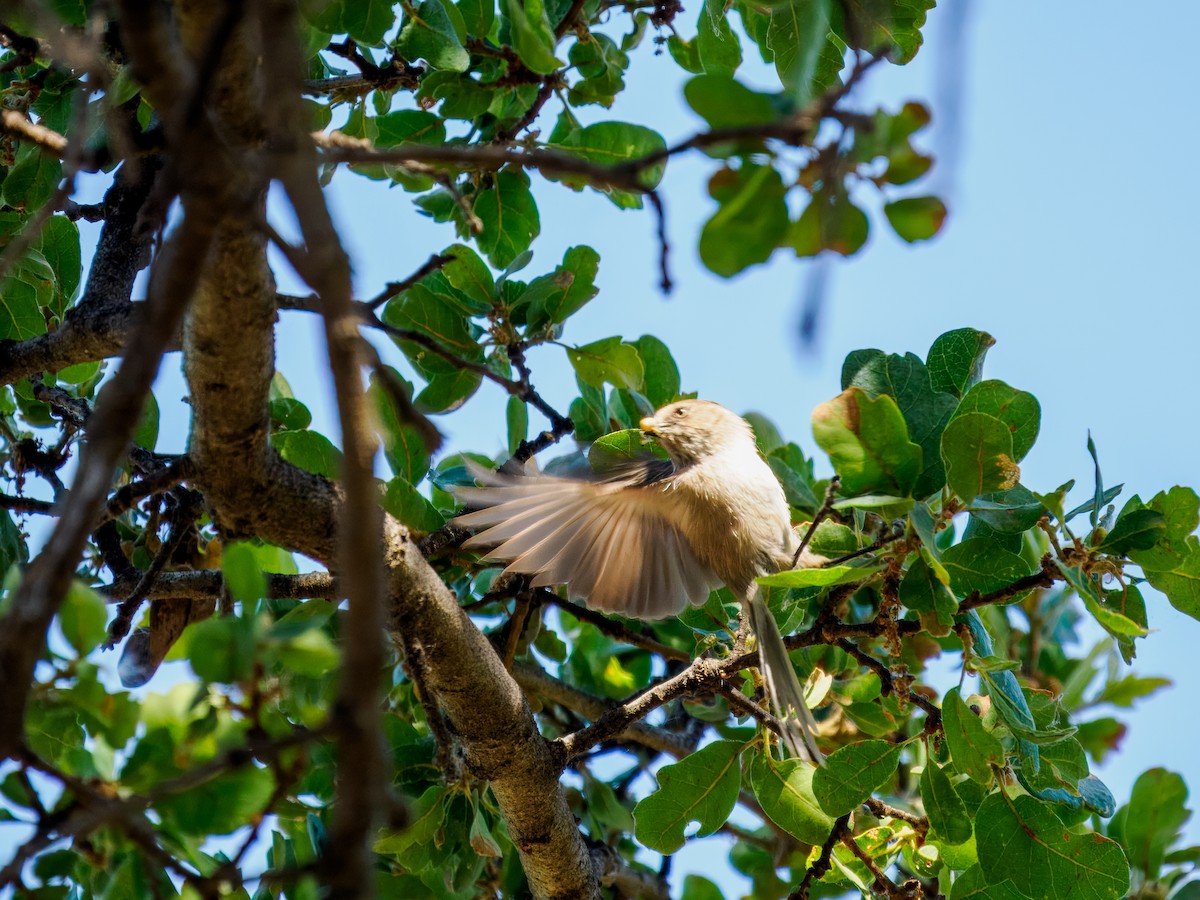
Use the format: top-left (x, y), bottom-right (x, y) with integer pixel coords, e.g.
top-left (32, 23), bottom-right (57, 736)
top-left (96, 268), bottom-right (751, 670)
top-left (453, 399), bottom-right (823, 762)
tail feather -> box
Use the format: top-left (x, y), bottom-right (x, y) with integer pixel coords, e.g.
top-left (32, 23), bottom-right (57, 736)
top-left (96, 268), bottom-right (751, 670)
top-left (745, 592), bottom-right (823, 763)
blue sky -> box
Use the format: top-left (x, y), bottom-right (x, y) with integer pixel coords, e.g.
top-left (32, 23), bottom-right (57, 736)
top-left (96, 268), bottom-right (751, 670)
top-left (57, 0), bottom-right (1200, 890)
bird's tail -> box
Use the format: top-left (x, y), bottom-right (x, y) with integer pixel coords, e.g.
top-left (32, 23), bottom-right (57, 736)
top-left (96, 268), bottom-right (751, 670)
top-left (746, 591), bottom-right (823, 763)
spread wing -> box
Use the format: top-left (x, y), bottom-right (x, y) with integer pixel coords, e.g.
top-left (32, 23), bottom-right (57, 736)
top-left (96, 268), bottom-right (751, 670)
top-left (452, 462), bottom-right (719, 619)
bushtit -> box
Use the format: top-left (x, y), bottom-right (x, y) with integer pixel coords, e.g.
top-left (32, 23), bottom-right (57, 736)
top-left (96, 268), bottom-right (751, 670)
top-left (454, 399), bottom-right (823, 761)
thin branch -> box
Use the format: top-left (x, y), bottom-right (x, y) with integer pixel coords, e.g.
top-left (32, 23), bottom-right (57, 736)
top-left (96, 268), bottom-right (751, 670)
top-left (794, 475), bottom-right (841, 566)
top-left (558, 656), bottom-right (726, 759)
top-left (790, 813), bottom-right (850, 900)
top-left (512, 662), bottom-right (696, 759)
top-left (0, 494), bottom-right (55, 515)
top-left (863, 798), bottom-right (927, 834)
top-left (365, 251), bottom-right (455, 310)
top-left (835, 637), bottom-right (940, 725)
top-left (840, 827), bottom-right (913, 900)
top-left (537, 588), bottom-right (690, 662)
top-left (0, 108), bottom-right (67, 156)
top-left (101, 457), bottom-right (195, 524)
top-left (959, 554), bottom-right (1059, 612)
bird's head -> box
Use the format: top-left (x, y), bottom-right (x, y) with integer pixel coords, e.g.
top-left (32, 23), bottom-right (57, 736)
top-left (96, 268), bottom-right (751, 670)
top-left (639, 399), bottom-right (754, 466)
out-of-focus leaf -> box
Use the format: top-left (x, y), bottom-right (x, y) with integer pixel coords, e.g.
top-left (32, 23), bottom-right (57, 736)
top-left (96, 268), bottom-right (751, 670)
top-left (884, 196), bottom-right (947, 242)
top-left (699, 164), bottom-right (789, 277)
top-left (271, 430), bottom-right (342, 478)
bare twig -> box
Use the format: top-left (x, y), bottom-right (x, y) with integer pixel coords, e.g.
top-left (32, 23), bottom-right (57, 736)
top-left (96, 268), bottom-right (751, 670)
top-left (790, 814), bottom-right (850, 900)
top-left (0, 108), bottom-right (67, 156)
top-left (365, 252), bottom-right (455, 309)
top-left (793, 475), bottom-right (841, 566)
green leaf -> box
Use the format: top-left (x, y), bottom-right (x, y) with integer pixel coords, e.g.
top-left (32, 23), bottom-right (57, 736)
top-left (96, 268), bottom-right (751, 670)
top-left (374, 110), bottom-right (448, 146)
top-left (0, 511), bottom-right (29, 572)
top-left (976, 792), bottom-right (1129, 900)
top-left (949, 865), bottom-right (1027, 900)
top-left (1119, 768), bottom-right (1190, 880)
top-left (633, 739), bottom-right (744, 853)
top-left (269, 397), bottom-right (313, 431)
top-left (921, 760), bottom-right (972, 845)
top-left (382, 477), bottom-right (446, 532)
top-left (156, 766), bottom-right (275, 836)
top-left (955, 380), bottom-right (1041, 463)
top-left (941, 413), bottom-right (1019, 501)
top-left (1056, 561), bottom-right (1148, 637)
top-left (966, 486), bottom-right (1046, 535)
top-left (941, 539), bottom-right (1031, 598)
top-left (521, 245), bottom-right (600, 329)
top-left (271, 429), bottom-right (342, 478)
top-left (758, 564), bottom-right (878, 588)
top-left (505, 395), bottom-right (529, 456)
top-left (474, 170), bottom-right (541, 268)
top-left (383, 283), bottom-right (484, 377)
top-left (789, 189), bottom-right (870, 257)
top-left (59, 581), bottom-right (108, 656)
top-left (899, 555), bottom-right (957, 631)
top-left (840, 0), bottom-right (933, 64)
top-left (397, 0), bottom-right (470, 71)
top-left (811, 388), bottom-right (922, 496)
top-left (684, 75), bottom-right (779, 130)
top-left (187, 615), bottom-right (256, 683)
top-left (1095, 508), bottom-right (1166, 555)
top-left (633, 335), bottom-right (680, 407)
top-left (842, 349), bottom-right (958, 497)
top-left (812, 739), bottom-right (902, 816)
top-left (927, 328), bottom-right (994, 398)
top-left (375, 785), bottom-right (450, 864)
top-left (0, 276), bottom-right (45, 341)
top-left (699, 164), bottom-right (789, 277)
top-left (270, 628), bottom-right (340, 677)
top-left (369, 373), bottom-right (431, 483)
top-left (2, 144), bottom-right (61, 212)
top-left (567, 337), bottom-right (644, 390)
top-left (884, 196), bottom-right (947, 242)
top-left (568, 34), bottom-right (628, 108)
top-left (766, 0), bottom-right (835, 104)
top-left (504, 0), bottom-right (563, 74)
top-left (441, 243), bottom-right (495, 312)
top-left (942, 688), bottom-right (1003, 784)
top-left (34, 215), bottom-right (81, 317)
top-left (748, 748), bottom-right (834, 845)
top-left (415, 367), bottom-right (483, 412)
top-left (300, 0), bottom-right (394, 45)
top-left (133, 391), bottom-right (159, 451)
top-left (223, 541), bottom-right (267, 605)
top-left (1128, 487), bottom-right (1199, 572)
top-left (551, 121), bottom-right (668, 206)
top-left (458, 0), bottom-right (495, 34)
top-left (697, 0), bottom-right (741, 75)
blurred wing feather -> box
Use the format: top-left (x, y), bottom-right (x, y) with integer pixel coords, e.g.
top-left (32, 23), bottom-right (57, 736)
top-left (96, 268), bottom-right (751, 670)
top-left (453, 465), bottom-right (717, 619)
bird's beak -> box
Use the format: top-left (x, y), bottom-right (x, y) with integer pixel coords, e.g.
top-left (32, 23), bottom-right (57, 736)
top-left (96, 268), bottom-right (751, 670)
top-left (639, 416), bottom-right (659, 436)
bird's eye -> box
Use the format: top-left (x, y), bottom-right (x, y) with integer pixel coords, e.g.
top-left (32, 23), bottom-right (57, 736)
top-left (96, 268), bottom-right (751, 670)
top-left (674, 407), bottom-right (687, 417)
